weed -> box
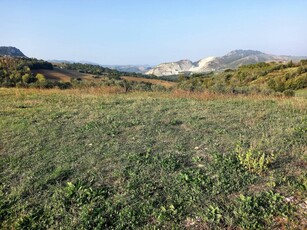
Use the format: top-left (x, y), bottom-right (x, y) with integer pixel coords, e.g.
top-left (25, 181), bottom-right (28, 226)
top-left (233, 191), bottom-right (293, 229)
top-left (236, 143), bottom-right (276, 174)
top-left (204, 204), bottom-right (223, 224)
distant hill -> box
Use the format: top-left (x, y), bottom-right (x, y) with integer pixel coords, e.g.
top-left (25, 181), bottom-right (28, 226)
top-left (50, 60), bottom-right (151, 74)
top-left (147, 50), bottom-right (307, 76)
top-left (102, 65), bottom-right (152, 73)
top-left (48, 60), bottom-right (101, 65)
top-left (48, 59), bottom-right (72, 64)
top-left (0, 46), bottom-right (27, 57)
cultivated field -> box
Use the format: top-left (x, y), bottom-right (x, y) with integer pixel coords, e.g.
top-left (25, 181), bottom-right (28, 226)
top-left (0, 88), bottom-right (306, 229)
top-left (31, 68), bottom-right (176, 90)
top-left (32, 67), bottom-right (94, 82)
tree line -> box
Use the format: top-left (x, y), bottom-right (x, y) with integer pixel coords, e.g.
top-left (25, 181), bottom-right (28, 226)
top-left (0, 57), bottom-right (71, 88)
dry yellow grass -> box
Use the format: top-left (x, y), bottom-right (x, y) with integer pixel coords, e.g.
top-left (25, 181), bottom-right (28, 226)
top-left (9, 87), bottom-right (306, 112)
top-left (170, 89), bottom-right (270, 100)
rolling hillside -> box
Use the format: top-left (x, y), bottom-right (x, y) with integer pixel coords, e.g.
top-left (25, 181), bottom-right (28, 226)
top-left (32, 68), bottom-right (176, 89)
top-left (147, 50), bottom-right (307, 76)
top-left (178, 60), bottom-right (307, 95)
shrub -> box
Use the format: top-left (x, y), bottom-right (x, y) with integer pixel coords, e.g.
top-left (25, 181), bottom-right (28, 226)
top-left (292, 74), bottom-right (307, 89)
top-left (24, 74), bottom-right (37, 84)
top-left (300, 59), bottom-right (307, 66)
top-left (267, 79), bottom-right (276, 91)
top-left (283, 90), bottom-right (295, 97)
top-left (56, 81), bottom-right (72, 89)
top-left (296, 66), bottom-right (304, 75)
top-left (261, 88), bottom-right (274, 95)
top-left (16, 82), bottom-right (25, 88)
top-left (119, 80), bottom-right (131, 92)
top-left (151, 84), bottom-right (167, 92)
top-left (36, 73), bottom-right (46, 82)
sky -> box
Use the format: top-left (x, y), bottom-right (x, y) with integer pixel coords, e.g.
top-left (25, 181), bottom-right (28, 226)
top-left (1, 0), bottom-right (307, 65)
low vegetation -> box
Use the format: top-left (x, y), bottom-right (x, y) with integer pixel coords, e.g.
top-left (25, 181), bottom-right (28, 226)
top-left (0, 57), bottom-right (172, 91)
top-left (178, 60), bottom-right (307, 96)
top-left (0, 88), bottom-right (306, 229)
top-left (2, 57), bottom-right (307, 98)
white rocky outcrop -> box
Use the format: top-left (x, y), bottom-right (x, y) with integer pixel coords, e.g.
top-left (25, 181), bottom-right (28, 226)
top-left (146, 59), bottom-right (193, 76)
top-left (146, 50), bottom-right (304, 76)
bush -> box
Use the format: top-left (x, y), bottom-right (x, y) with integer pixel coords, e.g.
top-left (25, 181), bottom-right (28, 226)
top-left (36, 73), bottom-right (46, 82)
top-left (56, 81), bottom-right (72, 89)
top-left (261, 88), bottom-right (274, 95)
top-left (296, 66), bottom-right (306, 75)
top-left (151, 84), bottom-right (167, 92)
top-left (300, 59), bottom-right (307, 66)
top-left (22, 74), bottom-right (34, 84)
top-left (283, 90), bottom-right (295, 97)
top-left (16, 82), bottom-right (25, 88)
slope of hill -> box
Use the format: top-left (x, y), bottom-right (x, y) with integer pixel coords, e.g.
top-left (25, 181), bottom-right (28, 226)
top-left (31, 68), bottom-right (175, 89)
top-left (178, 60), bottom-right (307, 95)
top-left (61, 62), bottom-right (153, 78)
top-left (50, 61), bottom-right (152, 74)
top-left (0, 46), bottom-right (27, 57)
top-left (0, 56), bottom-right (174, 91)
top-left (147, 50), bottom-right (307, 76)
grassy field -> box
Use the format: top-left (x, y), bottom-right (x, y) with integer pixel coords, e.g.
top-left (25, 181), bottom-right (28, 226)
top-left (0, 88), bottom-right (306, 229)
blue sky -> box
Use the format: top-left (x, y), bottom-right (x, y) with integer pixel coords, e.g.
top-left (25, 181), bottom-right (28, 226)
top-left (1, 0), bottom-right (307, 65)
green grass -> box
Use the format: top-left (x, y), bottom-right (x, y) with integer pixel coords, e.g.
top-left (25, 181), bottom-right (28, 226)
top-left (0, 88), bottom-right (306, 229)
top-left (296, 88), bottom-right (307, 98)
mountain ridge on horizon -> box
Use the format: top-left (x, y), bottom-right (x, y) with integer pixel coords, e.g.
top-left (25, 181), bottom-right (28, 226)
top-left (146, 49), bottom-right (307, 76)
top-left (1, 46), bottom-right (306, 76)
